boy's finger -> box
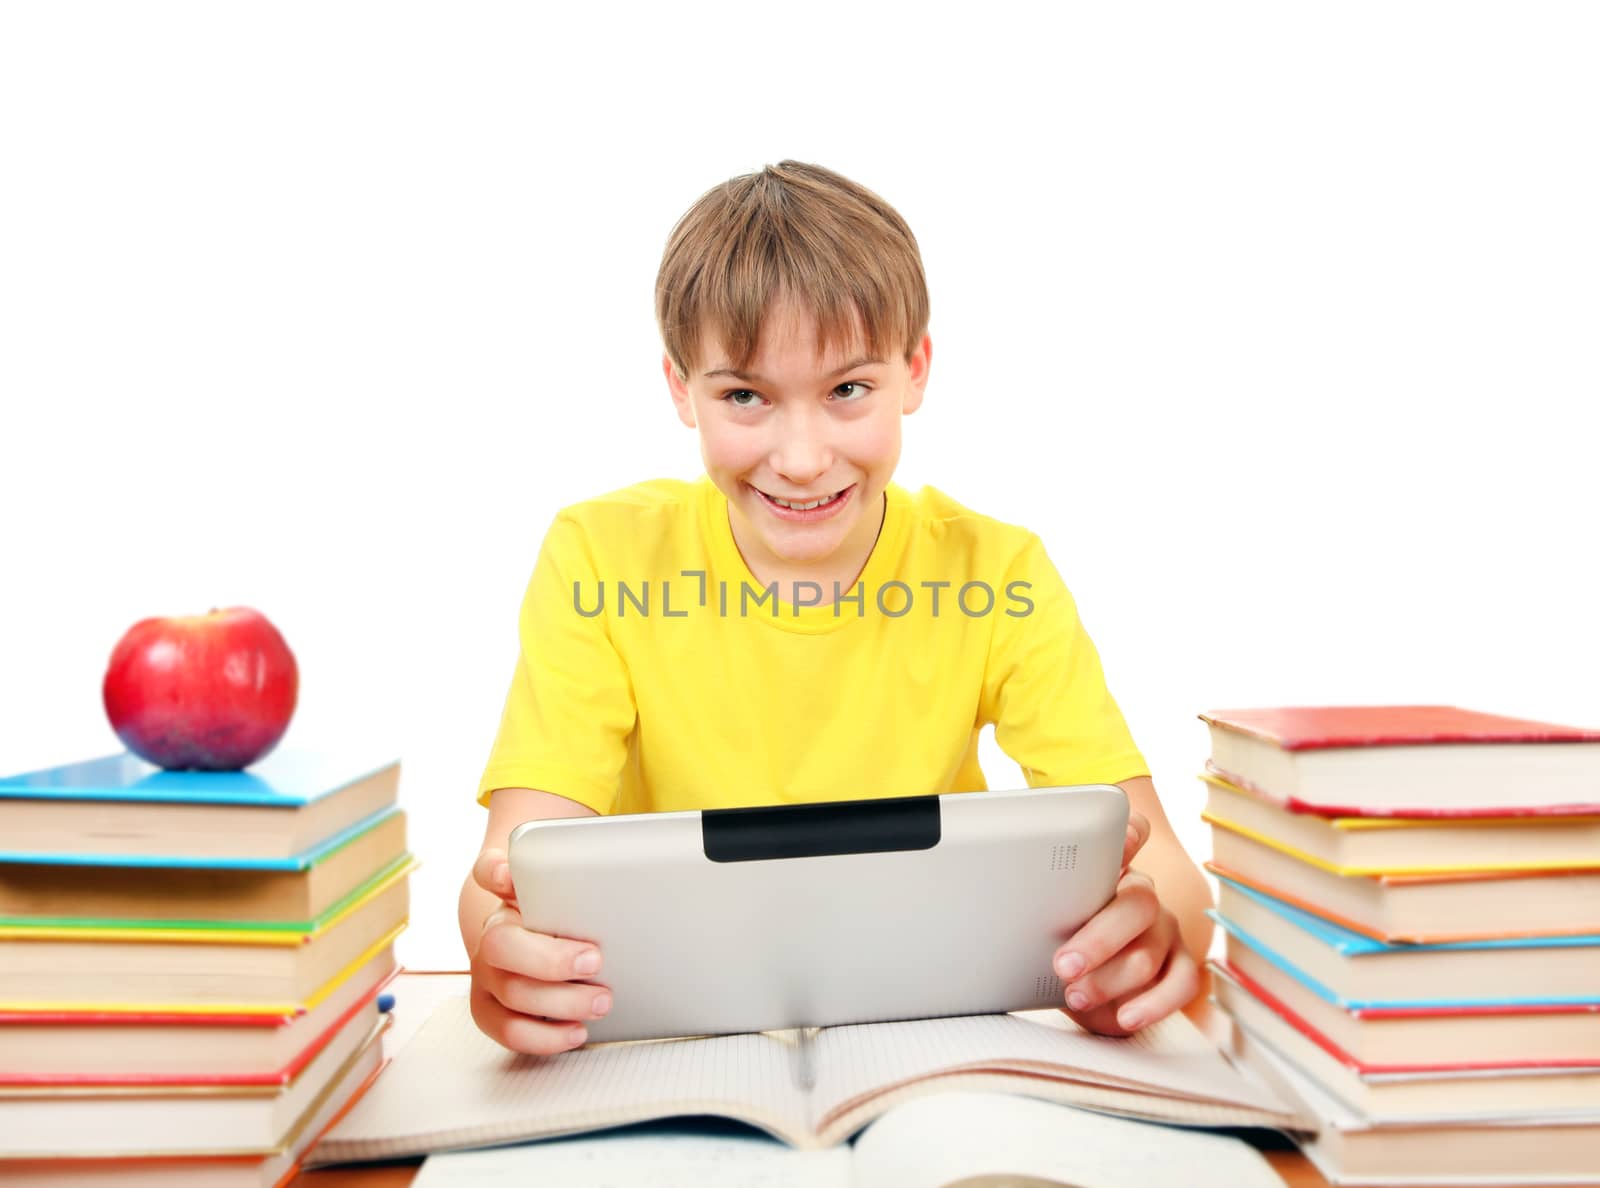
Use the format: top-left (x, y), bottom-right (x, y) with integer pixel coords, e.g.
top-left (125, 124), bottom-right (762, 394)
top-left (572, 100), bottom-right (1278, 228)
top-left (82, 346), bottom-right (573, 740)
top-left (483, 968), bottom-right (614, 1024)
top-left (478, 918), bottom-right (603, 984)
top-left (472, 848), bottom-right (516, 899)
top-left (469, 983), bottom-right (588, 1056)
top-left (1121, 810), bottom-right (1151, 870)
top-left (479, 903), bottom-right (518, 940)
top-left (1061, 929), bottom-right (1170, 1015)
top-left (1054, 871), bottom-right (1158, 981)
top-left (1112, 946), bottom-right (1201, 1033)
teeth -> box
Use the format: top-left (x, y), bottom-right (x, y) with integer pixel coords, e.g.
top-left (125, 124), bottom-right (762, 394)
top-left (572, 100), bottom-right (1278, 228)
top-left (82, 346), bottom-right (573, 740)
top-left (769, 490), bottom-right (840, 511)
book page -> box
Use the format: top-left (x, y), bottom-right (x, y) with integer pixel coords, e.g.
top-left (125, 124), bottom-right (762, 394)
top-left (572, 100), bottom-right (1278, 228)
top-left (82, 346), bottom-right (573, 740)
top-left (809, 1010), bottom-right (1292, 1129)
top-left (822, 1071), bottom-right (1306, 1143)
top-left (851, 1090), bottom-right (1287, 1188)
top-left (411, 1122), bottom-right (853, 1188)
top-left (314, 995), bottom-right (813, 1162)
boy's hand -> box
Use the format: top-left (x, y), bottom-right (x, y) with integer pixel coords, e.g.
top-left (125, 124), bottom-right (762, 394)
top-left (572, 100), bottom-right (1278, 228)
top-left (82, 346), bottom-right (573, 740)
top-left (1052, 810), bottom-right (1200, 1037)
top-left (467, 847), bottom-right (612, 1056)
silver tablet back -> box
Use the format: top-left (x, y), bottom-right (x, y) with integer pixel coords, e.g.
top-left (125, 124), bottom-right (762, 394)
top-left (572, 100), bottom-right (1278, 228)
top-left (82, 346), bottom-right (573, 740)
top-left (508, 785), bottom-right (1127, 1043)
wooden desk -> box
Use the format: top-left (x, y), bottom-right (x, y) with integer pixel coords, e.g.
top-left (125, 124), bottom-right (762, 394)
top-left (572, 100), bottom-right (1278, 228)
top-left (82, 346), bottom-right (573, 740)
top-left (291, 971), bottom-right (1330, 1187)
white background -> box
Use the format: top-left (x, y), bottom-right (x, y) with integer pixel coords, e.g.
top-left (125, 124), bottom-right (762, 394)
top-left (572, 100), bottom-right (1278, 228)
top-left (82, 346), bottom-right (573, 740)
top-left (3, 2), bottom-right (1597, 968)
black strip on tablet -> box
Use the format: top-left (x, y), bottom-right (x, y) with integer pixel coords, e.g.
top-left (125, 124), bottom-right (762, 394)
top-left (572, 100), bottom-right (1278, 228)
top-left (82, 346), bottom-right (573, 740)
top-left (701, 795), bottom-right (941, 862)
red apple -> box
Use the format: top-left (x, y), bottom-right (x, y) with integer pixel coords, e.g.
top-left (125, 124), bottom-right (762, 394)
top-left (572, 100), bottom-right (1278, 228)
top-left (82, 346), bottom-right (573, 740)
top-left (103, 607), bottom-right (299, 771)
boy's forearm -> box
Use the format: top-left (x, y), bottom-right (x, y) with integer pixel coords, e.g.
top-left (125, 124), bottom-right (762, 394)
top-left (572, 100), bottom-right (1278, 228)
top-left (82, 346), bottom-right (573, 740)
top-left (1117, 776), bottom-right (1215, 964)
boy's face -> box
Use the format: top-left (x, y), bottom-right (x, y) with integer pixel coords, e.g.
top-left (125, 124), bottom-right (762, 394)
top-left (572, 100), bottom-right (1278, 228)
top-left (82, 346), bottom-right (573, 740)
top-left (665, 298), bottom-right (931, 583)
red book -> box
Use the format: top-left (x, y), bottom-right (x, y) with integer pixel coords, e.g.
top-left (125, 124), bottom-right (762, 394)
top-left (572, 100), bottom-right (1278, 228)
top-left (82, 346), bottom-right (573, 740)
top-left (1211, 960), bottom-right (1600, 1123)
top-left (0, 1034), bottom-right (387, 1187)
top-left (1213, 958), bottom-right (1600, 1074)
top-left (0, 1010), bottom-right (389, 1162)
top-left (1199, 705), bottom-right (1600, 818)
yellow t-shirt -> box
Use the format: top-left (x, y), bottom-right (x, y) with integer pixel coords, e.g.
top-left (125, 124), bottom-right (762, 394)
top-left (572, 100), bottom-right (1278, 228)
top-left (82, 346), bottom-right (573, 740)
top-left (477, 475), bottom-right (1148, 814)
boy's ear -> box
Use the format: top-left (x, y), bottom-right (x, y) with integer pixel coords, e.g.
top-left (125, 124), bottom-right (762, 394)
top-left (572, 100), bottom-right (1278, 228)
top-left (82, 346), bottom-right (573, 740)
top-left (663, 351), bottom-right (697, 428)
top-left (902, 332), bottom-right (932, 415)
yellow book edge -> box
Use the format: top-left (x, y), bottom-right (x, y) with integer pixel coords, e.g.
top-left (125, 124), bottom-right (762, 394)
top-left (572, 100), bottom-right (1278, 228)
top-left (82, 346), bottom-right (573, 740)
top-left (0, 923), bottom-right (407, 1017)
top-left (1200, 810), bottom-right (1600, 877)
top-left (0, 856), bottom-right (418, 946)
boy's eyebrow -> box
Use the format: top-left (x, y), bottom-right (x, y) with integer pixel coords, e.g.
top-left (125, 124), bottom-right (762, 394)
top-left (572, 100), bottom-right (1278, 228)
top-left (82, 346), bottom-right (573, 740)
top-left (702, 355), bottom-right (884, 383)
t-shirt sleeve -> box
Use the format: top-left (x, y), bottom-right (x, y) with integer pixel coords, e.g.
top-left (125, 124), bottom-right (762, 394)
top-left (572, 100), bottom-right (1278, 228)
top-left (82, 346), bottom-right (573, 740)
top-left (979, 533), bottom-right (1150, 788)
top-left (475, 512), bottom-right (637, 813)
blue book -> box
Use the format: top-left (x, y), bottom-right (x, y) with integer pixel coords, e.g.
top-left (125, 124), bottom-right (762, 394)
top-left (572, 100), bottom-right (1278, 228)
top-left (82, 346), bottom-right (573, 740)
top-left (1210, 872), bottom-right (1600, 1010)
top-left (0, 751), bottom-right (400, 868)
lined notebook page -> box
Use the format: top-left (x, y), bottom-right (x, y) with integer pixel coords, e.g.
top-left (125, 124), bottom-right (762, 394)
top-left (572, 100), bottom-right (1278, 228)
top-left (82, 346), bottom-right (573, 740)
top-left (851, 1090), bottom-right (1288, 1188)
top-left (411, 1125), bottom-right (852, 1188)
top-left (809, 1009), bottom-right (1290, 1129)
top-left (314, 995), bottom-right (811, 1162)
top-left (315, 994), bottom-right (1303, 1165)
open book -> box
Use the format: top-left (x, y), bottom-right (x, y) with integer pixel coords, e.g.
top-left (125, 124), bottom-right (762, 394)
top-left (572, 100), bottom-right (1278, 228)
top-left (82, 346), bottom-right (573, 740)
top-left (312, 994), bottom-right (1305, 1162)
top-left (408, 1091), bottom-right (1289, 1188)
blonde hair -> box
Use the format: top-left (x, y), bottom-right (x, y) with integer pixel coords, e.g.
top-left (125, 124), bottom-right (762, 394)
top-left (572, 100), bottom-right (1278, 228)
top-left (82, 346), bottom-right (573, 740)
top-left (655, 160), bottom-right (929, 383)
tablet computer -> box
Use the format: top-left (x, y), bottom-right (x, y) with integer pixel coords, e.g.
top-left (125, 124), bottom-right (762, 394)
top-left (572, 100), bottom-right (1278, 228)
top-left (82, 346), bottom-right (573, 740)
top-left (507, 784), bottom-right (1128, 1043)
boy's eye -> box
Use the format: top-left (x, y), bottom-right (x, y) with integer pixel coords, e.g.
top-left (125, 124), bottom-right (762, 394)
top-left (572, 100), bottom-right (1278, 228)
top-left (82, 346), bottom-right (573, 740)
top-left (719, 382), bottom-right (871, 407)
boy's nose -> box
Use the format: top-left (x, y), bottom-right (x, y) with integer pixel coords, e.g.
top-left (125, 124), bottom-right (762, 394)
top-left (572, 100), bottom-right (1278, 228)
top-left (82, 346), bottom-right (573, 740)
top-left (769, 424), bottom-right (833, 485)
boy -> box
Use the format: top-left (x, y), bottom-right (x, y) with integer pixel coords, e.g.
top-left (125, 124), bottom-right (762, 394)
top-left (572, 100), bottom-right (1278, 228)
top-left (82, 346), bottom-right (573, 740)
top-left (460, 161), bottom-right (1212, 1056)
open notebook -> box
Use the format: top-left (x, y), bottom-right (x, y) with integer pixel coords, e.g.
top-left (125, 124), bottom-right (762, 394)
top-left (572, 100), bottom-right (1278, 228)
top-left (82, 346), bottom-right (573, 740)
top-left (409, 1092), bottom-right (1289, 1188)
top-left (311, 994), bottom-right (1304, 1162)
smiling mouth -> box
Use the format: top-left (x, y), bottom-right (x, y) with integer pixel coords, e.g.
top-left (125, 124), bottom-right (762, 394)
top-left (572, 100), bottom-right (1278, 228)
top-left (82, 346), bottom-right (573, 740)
top-left (758, 487), bottom-right (849, 511)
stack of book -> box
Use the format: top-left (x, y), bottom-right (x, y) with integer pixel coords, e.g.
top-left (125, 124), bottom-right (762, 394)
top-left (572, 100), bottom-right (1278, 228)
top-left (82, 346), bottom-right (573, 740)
top-left (1197, 705), bottom-right (1600, 1186)
top-left (0, 751), bottom-right (414, 1187)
